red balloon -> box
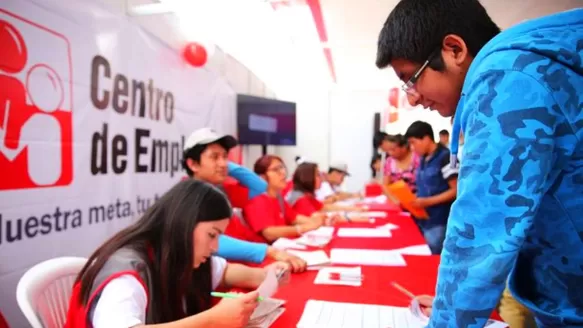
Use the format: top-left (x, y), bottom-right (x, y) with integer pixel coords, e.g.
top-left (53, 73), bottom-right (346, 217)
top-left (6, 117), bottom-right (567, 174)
top-left (388, 87), bottom-right (400, 108)
top-left (183, 42), bottom-right (207, 67)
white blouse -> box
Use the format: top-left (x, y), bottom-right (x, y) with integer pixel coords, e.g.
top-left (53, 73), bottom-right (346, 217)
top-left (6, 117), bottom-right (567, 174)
top-left (91, 256), bottom-right (227, 327)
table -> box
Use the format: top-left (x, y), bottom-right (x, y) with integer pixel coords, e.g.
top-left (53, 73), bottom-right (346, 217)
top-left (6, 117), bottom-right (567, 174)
top-left (271, 213), bottom-right (439, 328)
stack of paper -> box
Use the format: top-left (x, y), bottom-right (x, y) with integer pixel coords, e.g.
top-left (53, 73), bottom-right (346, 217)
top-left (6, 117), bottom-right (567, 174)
top-left (337, 227), bottom-right (392, 238)
top-left (314, 266), bottom-right (363, 287)
top-left (296, 226), bottom-right (335, 247)
top-left (330, 248), bottom-right (407, 266)
top-left (272, 237), bottom-right (307, 250)
top-left (286, 250), bottom-right (331, 267)
top-left (246, 269), bottom-right (285, 327)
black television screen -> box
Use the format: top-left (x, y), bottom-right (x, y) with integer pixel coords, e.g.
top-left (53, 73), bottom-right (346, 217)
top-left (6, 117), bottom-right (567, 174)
top-left (236, 95), bottom-right (297, 146)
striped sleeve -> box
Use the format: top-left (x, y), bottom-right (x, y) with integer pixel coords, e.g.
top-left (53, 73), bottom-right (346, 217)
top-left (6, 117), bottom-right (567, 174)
top-left (440, 155), bottom-right (458, 181)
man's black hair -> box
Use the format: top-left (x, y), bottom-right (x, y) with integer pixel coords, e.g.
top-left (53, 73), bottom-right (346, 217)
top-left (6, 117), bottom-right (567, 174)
top-left (373, 131), bottom-right (390, 149)
top-left (182, 144), bottom-right (208, 177)
top-left (405, 121), bottom-right (434, 142)
top-left (376, 0), bottom-right (500, 70)
top-left (439, 129), bottom-right (450, 136)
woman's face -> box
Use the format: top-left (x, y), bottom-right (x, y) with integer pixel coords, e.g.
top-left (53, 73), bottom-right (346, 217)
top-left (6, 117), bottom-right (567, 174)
top-left (192, 218), bottom-right (229, 268)
top-left (314, 166), bottom-right (322, 190)
top-left (264, 159), bottom-right (287, 190)
top-left (387, 141), bottom-right (408, 160)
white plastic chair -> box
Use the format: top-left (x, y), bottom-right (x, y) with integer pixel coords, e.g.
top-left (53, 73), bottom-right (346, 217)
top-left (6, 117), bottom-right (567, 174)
top-left (16, 257), bottom-right (87, 328)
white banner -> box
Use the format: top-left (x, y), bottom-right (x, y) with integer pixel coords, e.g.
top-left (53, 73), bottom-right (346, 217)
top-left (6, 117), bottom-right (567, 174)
top-left (0, 0), bottom-right (237, 325)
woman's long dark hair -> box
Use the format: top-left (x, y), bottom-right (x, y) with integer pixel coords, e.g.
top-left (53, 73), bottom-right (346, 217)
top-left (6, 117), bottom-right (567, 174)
top-left (292, 162), bottom-right (318, 193)
top-left (75, 180), bottom-right (232, 322)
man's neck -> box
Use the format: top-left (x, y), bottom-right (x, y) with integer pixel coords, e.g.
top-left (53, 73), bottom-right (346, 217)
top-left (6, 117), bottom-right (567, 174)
top-left (425, 142), bottom-right (439, 159)
top-left (192, 174), bottom-right (221, 186)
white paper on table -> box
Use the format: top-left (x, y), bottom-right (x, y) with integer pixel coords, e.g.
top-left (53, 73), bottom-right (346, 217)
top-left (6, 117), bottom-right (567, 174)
top-left (297, 299), bottom-right (424, 328)
top-left (336, 227), bottom-right (392, 238)
top-left (330, 248), bottom-right (407, 266)
top-left (393, 244), bottom-right (432, 256)
top-left (376, 222), bottom-right (399, 230)
top-left (272, 237), bottom-right (307, 250)
top-left (357, 211), bottom-right (388, 218)
top-left (257, 268), bottom-right (279, 299)
top-left (306, 226), bottom-right (335, 237)
top-left (314, 266), bottom-right (362, 286)
top-left (286, 250), bottom-right (331, 266)
top-left (362, 195), bottom-right (387, 204)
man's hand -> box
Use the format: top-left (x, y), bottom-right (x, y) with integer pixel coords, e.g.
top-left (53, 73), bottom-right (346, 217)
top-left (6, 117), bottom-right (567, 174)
top-left (410, 197), bottom-right (431, 209)
top-left (267, 247), bottom-right (307, 273)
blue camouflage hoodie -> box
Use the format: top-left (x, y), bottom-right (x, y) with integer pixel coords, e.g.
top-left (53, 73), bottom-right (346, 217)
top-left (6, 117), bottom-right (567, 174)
top-left (429, 9), bottom-right (583, 328)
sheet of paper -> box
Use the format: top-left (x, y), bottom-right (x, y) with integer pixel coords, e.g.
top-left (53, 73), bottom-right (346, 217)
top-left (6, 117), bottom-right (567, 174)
top-left (272, 237), bottom-right (307, 250)
top-left (376, 222), bottom-right (399, 230)
top-left (337, 227), bottom-right (392, 238)
top-left (330, 248), bottom-right (406, 266)
top-left (306, 226), bottom-right (335, 237)
top-left (358, 211), bottom-right (388, 218)
top-left (257, 268), bottom-right (279, 299)
top-left (248, 298), bottom-right (286, 328)
top-left (362, 195), bottom-right (388, 204)
top-left (314, 266), bottom-right (362, 287)
top-left (296, 226), bottom-right (334, 247)
top-left (394, 244), bottom-right (432, 256)
top-left (286, 250), bottom-right (331, 266)
top-left (297, 299), bottom-right (424, 328)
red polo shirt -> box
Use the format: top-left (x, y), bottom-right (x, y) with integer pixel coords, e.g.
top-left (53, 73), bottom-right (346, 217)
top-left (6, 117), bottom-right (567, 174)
top-left (243, 194), bottom-right (298, 243)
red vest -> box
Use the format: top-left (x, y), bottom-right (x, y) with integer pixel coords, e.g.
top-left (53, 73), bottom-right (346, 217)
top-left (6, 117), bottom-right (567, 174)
top-left (65, 249), bottom-right (151, 327)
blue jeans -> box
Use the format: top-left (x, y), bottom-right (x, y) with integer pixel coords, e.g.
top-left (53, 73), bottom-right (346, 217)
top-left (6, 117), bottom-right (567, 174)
top-left (421, 225), bottom-right (446, 255)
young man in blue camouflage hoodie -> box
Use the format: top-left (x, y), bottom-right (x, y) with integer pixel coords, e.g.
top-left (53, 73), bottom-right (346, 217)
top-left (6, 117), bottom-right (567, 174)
top-left (376, 0), bottom-right (583, 327)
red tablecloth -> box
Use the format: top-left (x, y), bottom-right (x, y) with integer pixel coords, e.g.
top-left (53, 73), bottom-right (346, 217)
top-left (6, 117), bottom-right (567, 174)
top-left (271, 213), bottom-right (436, 328)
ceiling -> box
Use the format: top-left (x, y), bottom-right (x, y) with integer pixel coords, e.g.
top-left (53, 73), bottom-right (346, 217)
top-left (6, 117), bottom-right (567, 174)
top-left (127, 0), bottom-right (582, 95)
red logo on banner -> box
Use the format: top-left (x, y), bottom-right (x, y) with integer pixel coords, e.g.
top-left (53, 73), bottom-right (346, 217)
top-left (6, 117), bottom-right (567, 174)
top-left (0, 10), bottom-right (73, 190)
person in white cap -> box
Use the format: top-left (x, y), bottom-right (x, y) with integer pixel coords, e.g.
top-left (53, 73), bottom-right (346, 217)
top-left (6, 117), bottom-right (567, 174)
top-left (315, 162), bottom-right (361, 203)
top-left (182, 127), bottom-right (306, 272)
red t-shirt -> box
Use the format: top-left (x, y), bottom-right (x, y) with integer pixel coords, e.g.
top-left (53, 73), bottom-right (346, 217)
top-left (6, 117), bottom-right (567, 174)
top-left (291, 194), bottom-right (323, 216)
top-left (243, 194), bottom-right (298, 243)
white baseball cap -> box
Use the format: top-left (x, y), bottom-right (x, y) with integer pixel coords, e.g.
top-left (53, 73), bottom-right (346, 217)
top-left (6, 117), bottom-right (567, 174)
top-left (183, 127), bottom-right (238, 152)
top-left (329, 161), bottom-right (350, 176)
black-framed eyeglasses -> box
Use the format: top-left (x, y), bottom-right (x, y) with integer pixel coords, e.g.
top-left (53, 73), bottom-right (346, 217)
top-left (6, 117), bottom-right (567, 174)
top-left (401, 50), bottom-right (438, 96)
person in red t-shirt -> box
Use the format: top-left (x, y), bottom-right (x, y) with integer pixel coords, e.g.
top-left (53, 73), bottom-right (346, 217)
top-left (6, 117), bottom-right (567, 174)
top-left (243, 155), bottom-right (327, 243)
top-left (286, 162), bottom-right (367, 218)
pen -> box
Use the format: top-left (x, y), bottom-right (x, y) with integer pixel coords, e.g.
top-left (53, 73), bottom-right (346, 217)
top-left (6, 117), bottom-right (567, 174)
top-left (390, 281), bottom-right (416, 300)
top-left (210, 292), bottom-right (264, 301)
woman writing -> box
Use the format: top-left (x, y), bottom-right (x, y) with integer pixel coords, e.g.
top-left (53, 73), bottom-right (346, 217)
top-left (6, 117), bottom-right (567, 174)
top-left (243, 155), bottom-right (327, 243)
top-left (65, 180), bottom-right (289, 328)
top-left (286, 162), bottom-right (367, 220)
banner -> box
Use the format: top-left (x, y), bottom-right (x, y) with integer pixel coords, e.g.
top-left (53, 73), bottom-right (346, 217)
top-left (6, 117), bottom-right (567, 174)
top-left (0, 0), bottom-right (237, 325)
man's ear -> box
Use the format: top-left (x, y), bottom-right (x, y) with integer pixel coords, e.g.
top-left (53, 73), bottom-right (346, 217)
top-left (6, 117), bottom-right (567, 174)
top-left (186, 158), bottom-right (199, 174)
top-left (442, 34), bottom-right (469, 66)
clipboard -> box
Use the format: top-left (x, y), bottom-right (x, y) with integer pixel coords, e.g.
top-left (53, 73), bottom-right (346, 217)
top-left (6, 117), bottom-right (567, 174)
top-left (386, 180), bottom-right (429, 219)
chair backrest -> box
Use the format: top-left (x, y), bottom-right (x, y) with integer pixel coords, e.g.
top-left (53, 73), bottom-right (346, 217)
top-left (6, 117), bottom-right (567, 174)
top-left (16, 257), bottom-right (87, 328)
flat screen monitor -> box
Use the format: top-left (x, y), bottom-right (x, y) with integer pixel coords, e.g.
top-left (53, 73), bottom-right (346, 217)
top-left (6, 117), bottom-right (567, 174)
top-left (236, 95), bottom-right (297, 146)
